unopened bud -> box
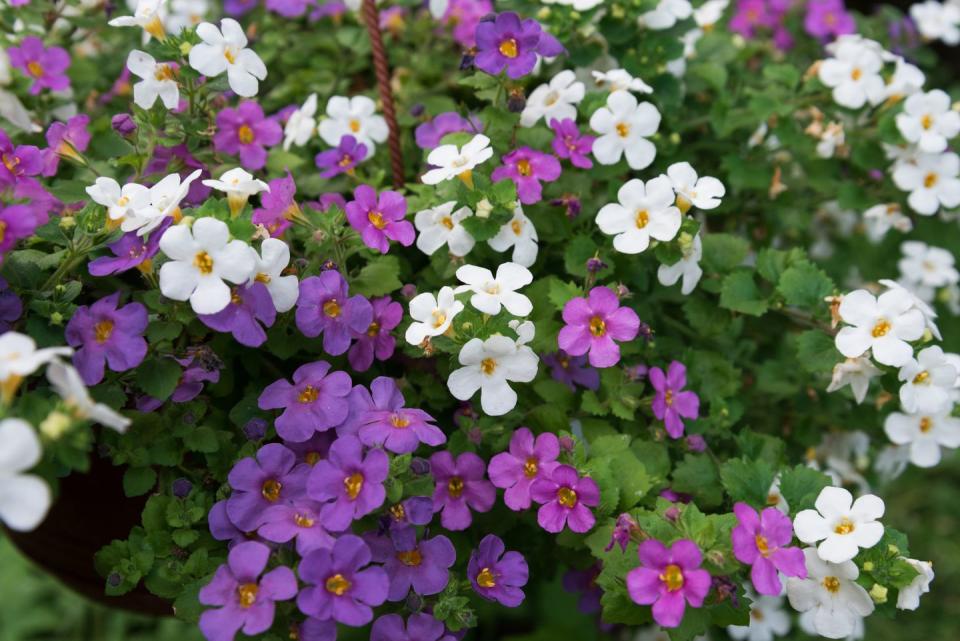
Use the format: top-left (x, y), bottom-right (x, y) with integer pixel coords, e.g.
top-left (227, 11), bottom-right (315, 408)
top-left (869, 583), bottom-right (888, 604)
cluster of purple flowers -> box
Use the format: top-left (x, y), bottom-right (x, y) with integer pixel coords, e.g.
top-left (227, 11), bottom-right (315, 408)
top-left (730, 0), bottom-right (855, 48)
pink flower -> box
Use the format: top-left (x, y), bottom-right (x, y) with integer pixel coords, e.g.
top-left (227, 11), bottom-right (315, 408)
top-left (7, 37), bottom-right (70, 95)
top-left (430, 451), bottom-right (496, 531)
top-left (731, 502), bottom-right (807, 595)
top-left (344, 185), bottom-right (415, 254)
top-left (530, 464), bottom-right (599, 534)
top-left (557, 286), bottom-right (640, 368)
top-left (214, 102), bottom-right (283, 170)
top-left (491, 147), bottom-right (562, 205)
top-left (550, 119), bottom-right (594, 169)
top-left (649, 361), bottom-right (700, 439)
top-left (487, 427), bottom-right (560, 511)
top-left (626, 539), bottom-right (712, 628)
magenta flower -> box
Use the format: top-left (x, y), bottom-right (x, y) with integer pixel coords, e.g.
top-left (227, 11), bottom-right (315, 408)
top-left (0, 204), bottom-right (43, 256)
top-left (259, 499), bottom-right (335, 555)
top-left (344, 185), bottom-right (415, 254)
top-left (550, 119), bottom-right (595, 170)
top-left (414, 112), bottom-right (482, 149)
top-left (804, 0), bottom-right (856, 40)
top-left (649, 361), bottom-right (700, 439)
top-left (295, 270), bottom-right (373, 355)
top-left (198, 283), bottom-right (276, 348)
top-left (729, 0), bottom-right (778, 37)
top-left (474, 12), bottom-right (565, 79)
top-left (347, 295), bottom-right (402, 372)
top-left (297, 534), bottom-right (389, 626)
top-left (252, 172), bottom-right (298, 237)
top-left (467, 534), bottom-right (529, 607)
top-left (347, 377), bottom-right (445, 454)
top-left (367, 527), bottom-right (456, 601)
top-left (626, 539), bottom-right (712, 628)
top-left (530, 464), bottom-right (599, 533)
top-left (441, 0), bottom-right (493, 48)
top-left (199, 541), bottom-right (298, 641)
top-left (226, 443), bottom-right (308, 531)
top-left (43, 115), bottom-right (90, 176)
top-left (7, 37), bottom-right (71, 95)
top-left (214, 102), bottom-right (283, 170)
top-left (430, 451), bottom-right (496, 531)
top-left (315, 135), bottom-right (367, 178)
top-left (88, 218), bottom-right (171, 276)
top-left (606, 513), bottom-right (641, 552)
top-left (491, 147), bottom-right (562, 205)
top-left (372, 613), bottom-right (455, 641)
top-left (487, 427), bottom-right (560, 511)
top-left (0, 129), bottom-right (42, 186)
top-left (541, 350), bottom-right (600, 392)
top-left (306, 435), bottom-right (389, 530)
top-left (557, 286), bottom-right (640, 368)
top-left (266, 0), bottom-right (310, 17)
top-left (258, 360), bottom-right (352, 442)
top-left (65, 293), bottom-right (148, 386)
top-left (731, 502), bottom-right (807, 595)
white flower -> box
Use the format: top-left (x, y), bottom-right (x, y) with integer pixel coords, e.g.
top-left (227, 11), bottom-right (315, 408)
top-left (188, 18), bottom-right (267, 98)
top-left (158, 217), bottom-right (255, 314)
top-left (509, 319), bottom-right (535, 347)
top-left (429, 0), bottom-right (449, 17)
top-left (0, 332), bottom-right (72, 402)
top-left (591, 68), bottom-right (653, 94)
top-left (123, 169), bottom-right (202, 236)
top-left (596, 176), bottom-right (681, 254)
top-left (826, 357), bottom-right (883, 404)
top-left (862, 203), bottom-right (913, 242)
top-left (884, 56), bottom-right (925, 101)
top-left (873, 444), bottom-right (911, 483)
top-left (665, 161), bottom-right (725, 213)
top-left (896, 90), bottom-right (960, 154)
top-left (318, 95), bottom-right (388, 153)
top-left (818, 39), bottom-right (886, 109)
top-left (793, 486), bottom-right (885, 563)
top-left (787, 548), bottom-right (873, 640)
top-left (658, 233), bottom-right (703, 295)
top-left (694, 0), bottom-right (729, 27)
top-left (447, 334), bottom-right (538, 416)
top-left (202, 167), bottom-right (269, 217)
top-left (892, 151), bottom-right (960, 215)
top-left (248, 238), bottom-right (299, 313)
top-left (283, 93), bottom-right (318, 151)
top-left (0, 418), bottom-right (51, 532)
top-left (86, 177), bottom-right (151, 223)
top-left (898, 240), bottom-right (959, 295)
top-left (455, 263), bottom-right (533, 317)
top-left (885, 409), bottom-right (960, 467)
top-left (896, 558), bottom-right (934, 610)
top-left (897, 345), bottom-right (958, 413)
top-left (590, 90), bottom-right (661, 170)
top-left (879, 278), bottom-right (942, 340)
top-left (488, 205), bottom-right (539, 267)
top-left (767, 475), bottom-right (789, 514)
top-left (405, 286), bottom-right (463, 345)
top-left (541, 0), bottom-right (605, 10)
top-left (414, 201), bottom-right (475, 257)
top-left (164, 0), bottom-right (209, 34)
top-left (421, 134), bottom-right (493, 186)
top-left (816, 122), bottom-right (846, 159)
top-left (127, 50), bottom-right (179, 110)
top-left (834, 288), bottom-right (925, 367)
top-left (109, 0), bottom-right (167, 40)
top-left (910, 0), bottom-right (960, 45)
top-left (46, 361), bottom-right (131, 432)
top-left (945, 351), bottom-right (960, 403)
top-left (520, 70), bottom-right (585, 128)
top-left (727, 593), bottom-right (791, 641)
top-left (640, 0), bottom-right (693, 29)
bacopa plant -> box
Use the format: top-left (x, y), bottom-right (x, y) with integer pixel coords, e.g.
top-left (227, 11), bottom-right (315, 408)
top-left (0, 0), bottom-right (958, 640)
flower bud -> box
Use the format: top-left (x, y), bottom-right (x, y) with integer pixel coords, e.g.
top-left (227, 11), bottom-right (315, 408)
top-left (869, 583), bottom-right (888, 604)
top-left (559, 435), bottom-right (575, 452)
top-left (401, 284), bottom-right (417, 299)
top-left (410, 457), bottom-right (431, 476)
top-left (475, 198), bottom-right (493, 219)
top-left (111, 113), bottom-right (137, 137)
top-left (243, 418), bottom-right (268, 441)
top-left (686, 434), bottom-right (707, 453)
top-left (172, 478), bottom-right (193, 498)
top-left (40, 411), bottom-right (71, 439)
top-left (586, 257), bottom-right (606, 273)
top-left (507, 89), bottom-right (526, 113)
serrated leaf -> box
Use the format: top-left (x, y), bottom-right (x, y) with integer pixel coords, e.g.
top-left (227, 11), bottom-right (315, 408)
top-left (777, 260), bottom-right (834, 308)
top-left (778, 464), bottom-right (831, 514)
top-left (701, 233), bottom-right (750, 274)
top-left (796, 330), bottom-right (839, 373)
top-left (719, 271), bottom-right (768, 316)
top-left (350, 255), bottom-right (402, 297)
top-left (720, 458), bottom-right (776, 506)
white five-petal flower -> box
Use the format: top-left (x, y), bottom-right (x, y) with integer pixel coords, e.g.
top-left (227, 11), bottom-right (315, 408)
top-left (455, 263), bottom-right (533, 317)
top-left (405, 286), bottom-right (464, 345)
top-left (520, 70), bottom-right (585, 128)
top-left (862, 203), bottom-right (913, 243)
top-left (793, 486), bottom-right (885, 563)
top-left (318, 95), bottom-right (388, 153)
top-left (897, 240), bottom-right (959, 298)
top-left (897, 345), bottom-right (958, 414)
top-left (895, 89), bottom-right (960, 154)
top-left (0, 332), bottom-right (72, 402)
top-left (640, 0), bottom-right (693, 29)
top-left (726, 593), bottom-right (791, 641)
top-left (892, 151), bottom-right (960, 215)
top-left (46, 361), bottom-right (132, 432)
top-left (590, 68), bottom-right (653, 94)
top-left (85, 177), bottom-right (151, 222)
top-left (596, 176), bottom-right (681, 254)
top-left (826, 357), bottom-right (883, 404)
top-left (910, 0), bottom-right (960, 45)
top-left (786, 548), bottom-right (874, 640)
top-left (487, 205), bottom-right (539, 267)
top-left (665, 161), bottom-right (725, 213)
top-left (202, 167), bottom-right (269, 216)
top-left (590, 90), bottom-right (661, 170)
top-left (834, 288), bottom-right (925, 367)
top-left (188, 18), bottom-right (267, 98)
top-left (447, 334), bottom-right (539, 416)
top-left (818, 39), bottom-right (886, 110)
top-left (109, 0), bottom-right (168, 40)
top-left (896, 558), bottom-right (934, 610)
top-left (123, 169), bottom-right (203, 236)
top-left (0, 418), bottom-right (51, 532)
top-left (127, 50), bottom-right (180, 110)
top-left (421, 134), bottom-right (493, 186)
top-left (414, 201), bottom-right (476, 257)
top-left (283, 93), bottom-right (318, 151)
top-left (884, 409), bottom-right (960, 468)
top-left (657, 233), bottom-right (703, 295)
top-left (247, 238), bottom-right (299, 313)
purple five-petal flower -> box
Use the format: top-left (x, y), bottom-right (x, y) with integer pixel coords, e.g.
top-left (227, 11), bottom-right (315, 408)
top-left (487, 427), bottom-right (560, 511)
top-left (347, 377), bottom-right (446, 454)
top-left (626, 539), bottom-right (712, 628)
top-left (467, 534), bottom-right (529, 607)
top-left (307, 435), bottom-right (389, 530)
top-left (258, 360), bottom-right (352, 442)
top-left (295, 270), bottom-right (373, 356)
top-left (649, 361), bottom-right (700, 439)
top-left (344, 185), bottom-right (415, 254)
top-left (430, 451), bottom-right (496, 531)
top-left (297, 534), bottom-right (389, 626)
top-left (558, 286), bottom-right (640, 368)
top-left (731, 502), bottom-right (807, 595)
top-left (530, 464), bottom-right (599, 533)
top-left (64, 292), bottom-right (148, 386)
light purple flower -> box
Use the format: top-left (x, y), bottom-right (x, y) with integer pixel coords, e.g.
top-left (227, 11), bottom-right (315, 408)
top-left (266, 0), bottom-right (310, 17)
top-left (88, 218), bottom-right (171, 276)
top-left (347, 295), bottom-right (402, 372)
top-left (414, 112), bottom-right (482, 149)
top-left (530, 464), bottom-right (599, 533)
top-left (293, 618), bottom-right (337, 641)
top-left (224, 0), bottom-right (258, 16)
top-left (467, 534), bottom-right (528, 607)
top-left (626, 539), bottom-right (712, 628)
top-left (804, 0), bottom-right (856, 40)
top-left (550, 119), bottom-right (594, 170)
top-left (441, 0), bottom-right (492, 48)
top-left (474, 12), bottom-right (565, 79)
top-left (252, 172), bottom-right (298, 237)
top-left (0, 129), bottom-right (42, 186)
top-left (730, 0), bottom-right (779, 38)
top-left (384, 495), bottom-right (434, 533)
top-left (491, 147), bottom-right (561, 205)
top-left (297, 534), bottom-right (389, 626)
top-left (258, 360), bottom-right (352, 442)
top-left (199, 541), bottom-right (298, 641)
top-left (284, 432), bottom-right (335, 467)
top-left (371, 613), bottom-right (455, 641)
top-left (208, 499), bottom-right (249, 547)
top-left (541, 350), bottom-right (600, 392)
top-left (315, 135), bottom-right (367, 178)
top-left (295, 271), bottom-right (373, 355)
top-left (429, 451), bottom-right (495, 531)
top-left (43, 115), bottom-right (90, 176)
top-left (368, 526), bottom-right (456, 601)
top-left (214, 102), bottom-right (283, 170)
top-left (226, 443), bottom-right (309, 531)
top-left (731, 502), bottom-right (807, 595)
top-left (487, 427), bottom-right (560, 511)
top-left (345, 185), bottom-right (415, 254)
top-left (606, 513), bottom-right (640, 552)
top-left (172, 350), bottom-right (221, 402)
top-left (198, 282), bottom-right (276, 348)
top-left (347, 377), bottom-right (445, 454)
top-left (557, 286), bottom-right (640, 368)
top-left (65, 293), bottom-right (148, 386)
top-left (0, 204), bottom-right (44, 256)
top-left (307, 435), bottom-right (389, 530)
top-left (649, 361), bottom-right (700, 439)
top-left (259, 499), bottom-right (336, 555)
top-left (7, 37), bottom-right (71, 95)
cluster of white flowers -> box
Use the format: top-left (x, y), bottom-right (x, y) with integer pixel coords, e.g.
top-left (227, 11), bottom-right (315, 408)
top-left (909, 0), bottom-right (960, 45)
top-left (86, 169), bottom-right (203, 235)
top-left (319, 95), bottom-right (388, 153)
top-left (520, 69), bottom-right (585, 128)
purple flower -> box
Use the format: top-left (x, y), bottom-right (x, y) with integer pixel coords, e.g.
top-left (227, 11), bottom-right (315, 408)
top-left (307, 435), bottom-right (389, 530)
top-left (467, 534), bottom-right (528, 607)
top-left (226, 443), bottom-right (308, 531)
top-left (224, 0), bottom-right (259, 16)
top-left (0, 204), bottom-right (43, 256)
top-left (474, 12), bottom-right (565, 79)
top-left (112, 113), bottom-right (137, 137)
top-left (429, 451), bottom-right (495, 531)
top-left (530, 464), bottom-right (599, 534)
top-left (384, 496), bottom-right (434, 532)
top-left (258, 360), bottom-right (352, 442)
top-left (345, 185), bottom-right (415, 254)
top-left (368, 526), bottom-right (456, 601)
top-left (731, 502), bottom-right (807, 595)
top-left (347, 377), bottom-right (445, 454)
top-left (172, 351), bottom-right (221, 402)
top-left (7, 37), bottom-right (70, 95)
top-left (649, 361), bottom-right (700, 439)
top-left (294, 618), bottom-right (337, 641)
top-left (541, 350), bottom-right (600, 392)
top-left (88, 218), bottom-right (171, 276)
top-left (253, 172), bottom-right (299, 237)
top-left (198, 282), bottom-right (277, 348)
top-left (804, 0), bottom-right (856, 40)
top-left (487, 427), bottom-right (560, 511)
top-left (64, 293), bottom-right (148, 386)
top-left (315, 135), bottom-right (367, 178)
top-left (413, 112), bottom-right (482, 149)
top-left (199, 541), bottom-right (298, 641)
top-left (0, 129), bottom-right (42, 186)
top-left (606, 513), bottom-right (640, 552)
top-left (347, 295), bottom-right (402, 372)
top-left (441, 0), bottom-right (493, 48)
top-left (562, 564), bottom-right (603, 615)
top-left (550, 119), bottom-right (595, 169)
top-left (729, 0), bottom-right (778, 37)
top-left (295, 271), bottom-right (373, 355)
top-left (0, 277), bottom-right (22, 332)
top-left (297, 534), bottom-right (389, 626)
top-left (209, 500), bottom-right (248, 547)
top-left (557, 286), bottom-right (640, 368)
top-left (625, 539), bottom-right (712, 628)
top-left (214, 102), bottom-right (283, 170)
top-left (43, 115), bottom-right (90, 176)
top-left (491, 147), bottom-right (561, 205)
top-left (259, 499), bottom-right (336, 555)
top-left (284, 432), bottom-right (335, 466)
top-left (266, 0), bottom-right (310, 17)
top-left (371, 613), bottom-right (454, 641)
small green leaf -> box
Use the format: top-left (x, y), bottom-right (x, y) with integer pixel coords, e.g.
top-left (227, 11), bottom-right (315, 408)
top-left (135, 357), bottom-right (183, 401)
top-left (719, 271), bottom-right (769, 316)
top-left (351, 255), bottom-right (403, 297)
top-left (123, 466), bottom-right (157, 497)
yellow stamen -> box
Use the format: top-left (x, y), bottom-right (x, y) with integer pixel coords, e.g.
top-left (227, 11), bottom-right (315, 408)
top-left (193, 251), bottom-right (214, 274)
top-left (822, 576), bottom-right (841, 593)
top-left (367, 210), bottom-right (387, 230)
top-left (477, 567), bottom-right (496, 588)
top-left (94, 320), bottom-right (115, 343)
top-left (516, 159), bottom-right (532, 177)
top-left (920, 417), bottom-right (933, 433)
top-left (298, 385), bottom-right (319, 404)
top-left (480, 357), bottom-right (497, 375)
top-left (237, 583), bottom-right (258, 608)
top-left (261, 479), bottom-right (282, 502)
top-left (294, 513), bottom-right (315, 528)
top-left (26, 61), bottom-right (43, 78)
top-left (755, 534), bottom-right (770, 557)
top-left (344, 472), bottom-right (364, 500)
top-left (237, 124), bottom-right (255, 145)
top-left (523, 457), bottom-right (538, 478)
top-left (325, 574), bottom-right (351, 596)
top-left (323, 299), bottom-right (341, 318)
top-left (390, 414), bottom-right (410, 429)
top-left (616, 122), bottom-right (630, 138)
top-left (588, 316), bottom-right (606, 337)
top-left (447, 476), bottom-right (464, 498)
top-left (498, 38), bottom-right (519, 58)
top-left (557, 487), bottom-right (578, 508)
top-left (396, 549), bottom-right (423, 566)
top-left (660, 564), bottom-right (684, 591)
top-left (635, 209), bottom-right (649, 229)
top-left (834, 518), bottom-right (855, 535)
top-left (871, 320), bottom-right (891, 338)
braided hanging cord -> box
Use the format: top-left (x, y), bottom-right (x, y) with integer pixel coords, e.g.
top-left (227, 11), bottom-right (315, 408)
top-left (362, 0), bottom-right (405, 190)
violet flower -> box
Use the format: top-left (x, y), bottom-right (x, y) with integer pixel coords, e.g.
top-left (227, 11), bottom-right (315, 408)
top-left (649, 361), bottom-right (700, 439)
top-left (368, 526), bottom-right (456, 601)
top-left (258, 360), bottom-right (352, 442)
top-left (284, 432), bottom-right (335, 467)
top-left (266, 0), bottom-right (310, 17)
top-left (731, 502), bottom-right (807, 595)
top-left (88, 218), bottom-right (172, 276)
top-left (208, 500), bottom-right (249, 547)
top-left (65, 292), bottom-right (148, 386)
top-left (562, 564), bottom-right (603, 615)
top-left (441, 0), bottom-right (493, 48)
top-left (491, 147), bottom-right (561, 205)
top-left (226, 443), bottom-right (308, 531)
top-left (541, 350), bottom-right (600, 392)
top-left (371, 613), bottom-right (455, 641)
top-left (347, 295), bottom-right (402, 372)
top-left (214, 102), bottom-right (283, 170)
top-left (297, 534), bottom-right (389, 626)
top-left (487, 427), bottom-right (560, 511)
top-left (467, 534), bottom-right (528, 607)
top-left (306, 435), bottom-right (389, 530)
top-left (198, 282), bottom-right (276, 348)
top-left (259, 499), bottom-right (336, 555)
top-left (347, 377), bottom-right (445, 454)
top-left (344, 185), bottom-right (415, 254)
top-left (414, 112), bottom-right (482, 149)
top-left (384, 496), bottom-right (434, 533)
top-left (0, 129), bottom-right (42, 186)
top-left (172, 351), bottom-right (222, 402)
top-left (804, 0), bottom-right (856, 41)
top-left (252, 172), bottom-right (299, 237)
top-left (43, 115), bottom-right (90, 177)
top-left (7, 37), bottom-right (71, 95)
top-left (557, 286), bottom-right (640, 368)
top-left (430, 451), bottom-right (495, 531)
top-left (315, 135), bottom-right (367, 178)
top-left (224, 0), bottom-right (259, 16)
top-left (550, 119), bottom-right (595, 170)
top-left (625, 539), bottom-right (712, 628)
top-left (0, 277), bottom-right (22, 331)
top-left (606, 513), bottom-right (641, 553)
top-left (0, 204), bottom-right (43, 256)
top-left (530, 464), bottom-right (600, 534)
top-left (474, 12), bottom-right (565, 79)
top-left (295, 270), bottom-right (373, 356)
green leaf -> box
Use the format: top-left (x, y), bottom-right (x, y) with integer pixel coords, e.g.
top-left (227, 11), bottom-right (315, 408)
top-left (719, 271), bottom-right (769, 316)
top-left (183, 426), bottom-right (220, 453)
top-left (795, 330), bottom-right (839, 373)
top-left (701, 233), bottom-right (750, 274)
top-left (350, 255), bottom-right (403, 297)
top-left (123, 466), bottom-right (157, 497)
top-left (720, 458), bottom-right (776, 506)
top-left (135, 357), bottom-right (183, 401)
top-left (547, 278), bottom-right (582, 312)
top-left (610, 451), bottom-right (652, 510)
top-left (672, 454), bottom-right (722, 507)
top-left (778, 464), bottom-right (831, 514)
top-left (777, 260), bottom-right (834, 308)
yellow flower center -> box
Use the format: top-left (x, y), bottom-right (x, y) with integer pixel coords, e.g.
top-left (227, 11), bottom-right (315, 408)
top-left (389, 503), bottom-right (406, 521)
top-left (255, 272), bottom-right (271, 284)
top-left (516, 159), bottom-right (532, 177)
top-left (390, 414), bottom-right (410, 429)
top-left (27, 61), bottom-right (43, 78)
top-left (511, 219), bottom-right (523, 236)
top-left (344, 472), bottom-right (364, 500)
top-left (557, 487), bottom-right (578, 508)
top-left (338, 154), bottom-right (354, 167)
top-left (298, 385), bottom-right (319, 404)
top-left (850, 68), bottom-right (862, 81)
top-left (305, 451), bottom-right (321, 465)
top-left (440, 216), bottom-right (454, 230)
top-left (447, 476), bottom-right (464, 498)
top-left (237, 583), bottom-right (259, 608)
top-left (755, 534), bottom-right (770, 557)
top-left (588, 316), bottom-right (606, 337)
top-left (323, 299), bottom-right (341, 318)
top-left (261, 479), bottom-right (282, 502)
top-left (924, 172), bottom-right (938, 188)
top-left (523, 457), bottom-right (538, 478)
top-left (94, 320), bottom-right (115, 343)
top-left (480, 357), bottom-right (497, 375)
top-left (913, 370), bottom-right (930, 385)
top-left (767, 493), bottom-right (780, 506)
top-left (871, 320), bottom-right (891, 338)
top-left (2, 154), bottom-right (19, 173)
top-left (921, 114), bottom-right (934, 130)
top-left (660, 564), bottom-right (684, 591)
top-left (368, 210), bottom-right (387, 230)
top-left (635, 209), bottom-right (649, 229)
top-left (325, 574), bottom-right (351, 596)
top-left (665, 389), bottom-right (674, 407)
top-left (834, 517), bottom-right (856, 535)
top-left (194, 251), bottom-right (214, 274)
top-left (751, 607), bottom-right (765, 621)
top-left (237, 124), bottom-right (255, 145)
top-left (822, 576), bottom-right (841, 593)
top-left (367, 321), bottom-right (380, 337)
top-left (616, 122), bottom-right (630, 138)
top-left (477, 567), bottom-right (497, 588)
top-left (431, 311), bottom-right (447, 329)
top-left (920, 416), bottom-right (933, 433)
top-left (499, 38), bottom-right (519, 58)
top-left (224, 47), bottom-right (238, 64)
top-left (294, 513), bottom-right (315, 528)
top-left (154, 64), bottom-right (176, 81)
top-left (349, 119), bottom-right (361, 133)
top-left (396, 549), bottom-right (423, 567)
